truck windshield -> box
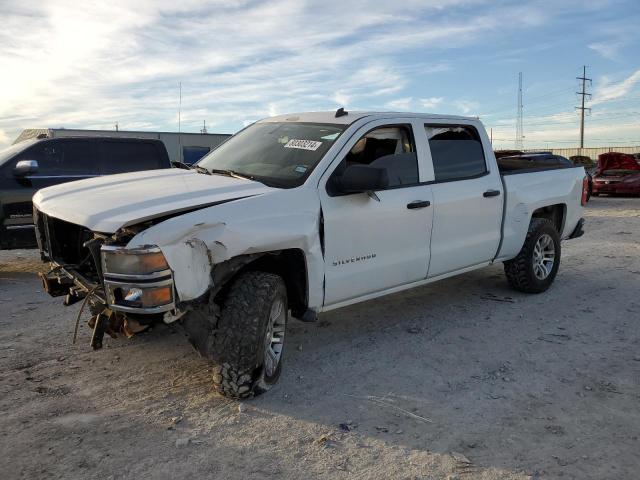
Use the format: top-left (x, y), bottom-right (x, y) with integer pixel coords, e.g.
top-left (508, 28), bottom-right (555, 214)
top-left (197, 122), bottom-right (346, 188)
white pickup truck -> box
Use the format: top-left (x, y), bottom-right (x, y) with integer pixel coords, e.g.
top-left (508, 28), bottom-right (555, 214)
top-left (33, 110), bottom-right (587, 398)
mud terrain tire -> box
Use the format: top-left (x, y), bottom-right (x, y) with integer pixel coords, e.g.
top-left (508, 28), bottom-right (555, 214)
top-left (184, 271), bottom-right (288, 399)
top-left (504, 218), bottom-right (561, 293)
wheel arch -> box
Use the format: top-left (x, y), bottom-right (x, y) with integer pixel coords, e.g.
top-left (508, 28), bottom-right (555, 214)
top-left (209, 249), bottom-right (309, 318)
top-left (531, 203), bottom-right (566, 233)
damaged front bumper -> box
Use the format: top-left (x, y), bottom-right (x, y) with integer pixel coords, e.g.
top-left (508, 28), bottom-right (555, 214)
top-left (38, 247), bottom-right (179, 316)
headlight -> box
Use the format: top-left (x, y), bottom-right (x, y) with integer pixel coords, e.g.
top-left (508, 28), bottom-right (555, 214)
top-left (100, 245), bottom-right (175, 313)
top-left (101, 246), bottom-right (169, 276)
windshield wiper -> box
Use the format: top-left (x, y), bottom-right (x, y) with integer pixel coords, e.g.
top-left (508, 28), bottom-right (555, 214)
top-left (209, 168), bottom-right (258, 182)
top-left (228, 170), bottom-right (258, 182)
top-left (171, 161), bottom-right (192, 170)
top-left (172, 161), bottom-right (212, 176)
top-left (193, 165), bottom-right (212, 175)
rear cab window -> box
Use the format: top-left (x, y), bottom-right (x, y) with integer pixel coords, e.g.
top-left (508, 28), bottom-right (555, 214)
top-left (425, 125), bottom-right (487, 182)
top-left (100, 140), bottom-right (164, 174)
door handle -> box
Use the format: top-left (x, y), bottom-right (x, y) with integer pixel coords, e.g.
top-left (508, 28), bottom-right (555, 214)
top-left (483, 190), bottom-right (501, 197)
top-left (407, 200), bottom-right (431, 209)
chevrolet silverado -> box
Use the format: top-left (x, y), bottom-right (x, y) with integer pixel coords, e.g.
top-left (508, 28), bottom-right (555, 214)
top-left (33, 110), bottom-right (588, 398)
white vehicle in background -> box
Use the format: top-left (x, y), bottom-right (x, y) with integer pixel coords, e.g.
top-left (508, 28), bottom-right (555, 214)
top-left (33, 110), bottom-right (588, 398)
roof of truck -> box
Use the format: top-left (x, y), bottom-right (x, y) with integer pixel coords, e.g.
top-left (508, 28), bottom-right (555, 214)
top-left (260, 111), bottom-right (477, 125)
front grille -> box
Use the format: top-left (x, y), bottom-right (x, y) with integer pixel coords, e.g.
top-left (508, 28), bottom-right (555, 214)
top-left (34, 208), bottom-right (100, 283)
top-left (33, 208), bottom-right (49, 256)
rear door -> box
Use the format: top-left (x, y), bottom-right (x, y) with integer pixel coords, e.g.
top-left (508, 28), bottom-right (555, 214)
top-left (99, 139), bottom-right (169, 174)
top-left (422, 123), bottom-right (503, 277)
top-left (319, 119), bottom-right (434, 306)
top-left (0, 139), bottom-right (98, 249)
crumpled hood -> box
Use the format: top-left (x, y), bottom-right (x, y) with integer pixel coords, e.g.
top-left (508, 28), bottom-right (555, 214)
top-left (33, 168), bottom-right (276, 232)
top-left (596, 153), bottom-right (640, 173)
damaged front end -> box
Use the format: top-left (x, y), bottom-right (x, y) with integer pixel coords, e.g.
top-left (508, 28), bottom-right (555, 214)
top-left (35, 208), bottom-right (186, 349)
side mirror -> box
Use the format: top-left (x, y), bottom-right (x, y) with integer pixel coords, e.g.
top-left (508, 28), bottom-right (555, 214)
top-left (337, 164), bottom-right (389, 194)
top-left (13, 160), bottom-right (39, 177)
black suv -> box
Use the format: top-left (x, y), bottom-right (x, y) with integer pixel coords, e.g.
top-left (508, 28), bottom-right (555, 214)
top-left (0, 136), bottom-right (171, 249)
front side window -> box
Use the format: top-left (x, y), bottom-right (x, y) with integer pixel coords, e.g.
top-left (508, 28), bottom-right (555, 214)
top-left (331, 125), bottom-right (418, 188)
top-left (16, 140), bottom-right (98, 176)
top-left (197, 122), bottom-right (346, 188)
top-left (425, 125), bottom-right (487, 182)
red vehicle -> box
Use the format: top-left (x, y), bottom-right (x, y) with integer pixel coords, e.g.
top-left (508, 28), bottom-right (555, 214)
top-left (592, 152), bottom-right (640, 196)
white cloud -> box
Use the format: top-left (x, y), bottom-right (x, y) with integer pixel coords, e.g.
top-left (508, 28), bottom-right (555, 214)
top-left (0, 0), bottom-right (633, 150)
top-left (420, 97), bottom-right (444, 110)
top-left (2, 0), bottom-right (502, 148)
top-left (588, 42), bottom-right (622, 60)
top-left (332, 91), bottom-right (351, 108)
top-left (592, 69), bottom-right (640, 105)
top-left (385, 97), bottom-right (413, 110)
top-left (453, 100), bottom-right (479, 115)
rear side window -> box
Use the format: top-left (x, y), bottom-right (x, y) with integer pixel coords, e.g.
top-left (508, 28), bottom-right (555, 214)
top-left (101, 141), bottom-right (163, 174)
top-left (15, 140), bottom-right (98, 176)
top-left (425, 125), bottom-right (487, 182)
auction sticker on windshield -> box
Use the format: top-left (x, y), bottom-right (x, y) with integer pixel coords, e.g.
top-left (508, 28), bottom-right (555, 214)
top-left (284, 139), bottom-right (322, 151)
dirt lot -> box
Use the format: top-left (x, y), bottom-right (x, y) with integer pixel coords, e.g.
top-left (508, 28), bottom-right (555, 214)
top-left (0, 197), bottom-right (638, 480)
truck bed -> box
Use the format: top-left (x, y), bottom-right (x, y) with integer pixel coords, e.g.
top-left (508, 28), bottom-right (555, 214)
top-left (496, 165), bottom-right (585, 261)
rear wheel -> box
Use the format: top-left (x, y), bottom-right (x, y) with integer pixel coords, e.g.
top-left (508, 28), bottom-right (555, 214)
top-left (504, 218), bottom-right (561, 293)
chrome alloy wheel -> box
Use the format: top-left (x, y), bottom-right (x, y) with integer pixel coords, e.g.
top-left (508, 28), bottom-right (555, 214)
top-left (532, 233), bottom-right (556, 280)
top-left (263, 298), bottom-right (286, 378)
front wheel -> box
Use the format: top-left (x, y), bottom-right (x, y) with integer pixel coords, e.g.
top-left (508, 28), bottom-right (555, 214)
top-left (183, 271), bottom-right (288, 398)
top-left (504, 218), bottom-right (561, 293)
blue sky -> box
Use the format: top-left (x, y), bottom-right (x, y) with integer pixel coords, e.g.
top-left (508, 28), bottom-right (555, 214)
top-left (1, 0), bottom-right (639, 150)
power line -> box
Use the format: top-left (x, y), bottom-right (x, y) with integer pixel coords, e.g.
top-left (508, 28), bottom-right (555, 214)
top-left (487, 117), bottom-right (640, 129)
top-left (480, 87), bottom-right (575, 117)
top-left (487, 108), bottom-right (640, 125)
top-left (576, 65), bottom-right (592, 148)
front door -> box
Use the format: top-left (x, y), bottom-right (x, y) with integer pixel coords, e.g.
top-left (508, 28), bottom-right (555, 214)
top-left (319, 121), bottom-right (434, 306)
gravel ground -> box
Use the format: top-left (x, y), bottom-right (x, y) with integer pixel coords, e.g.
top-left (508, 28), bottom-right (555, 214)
top-left (0, 197), bottom-right (639, 480)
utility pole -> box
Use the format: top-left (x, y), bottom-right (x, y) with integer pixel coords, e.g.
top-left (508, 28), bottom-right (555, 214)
top-left (576, 66), bottom-right (592, 149)
top-left (516, 72), bottom-right (524, 149)
top-left (177, 82), bottom-right (182, 162)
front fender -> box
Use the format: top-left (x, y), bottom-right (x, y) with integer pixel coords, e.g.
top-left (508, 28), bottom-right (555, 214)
top-left (126, 187), bottom-right (324, 308)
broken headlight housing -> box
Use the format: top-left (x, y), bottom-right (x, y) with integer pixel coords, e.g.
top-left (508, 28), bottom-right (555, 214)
top-left (101, 246), bottom-right (174, 313)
